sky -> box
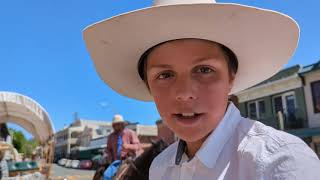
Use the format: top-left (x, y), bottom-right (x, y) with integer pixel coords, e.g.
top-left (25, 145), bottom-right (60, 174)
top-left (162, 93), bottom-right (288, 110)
top-left (1, 0), bottom-right (319, 138)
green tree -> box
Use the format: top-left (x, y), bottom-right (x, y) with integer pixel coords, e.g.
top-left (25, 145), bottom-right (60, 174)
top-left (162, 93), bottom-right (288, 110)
top-left (9, 129), bottom-right (39, 158)
top-left (21, 139), bottom-right (39, 157)
top-left (10, 129), bottom-right (26, 152)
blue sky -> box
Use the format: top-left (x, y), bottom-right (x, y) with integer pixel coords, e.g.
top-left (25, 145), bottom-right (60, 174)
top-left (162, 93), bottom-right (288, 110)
top-left (1, 0), bottom-right (319, 137)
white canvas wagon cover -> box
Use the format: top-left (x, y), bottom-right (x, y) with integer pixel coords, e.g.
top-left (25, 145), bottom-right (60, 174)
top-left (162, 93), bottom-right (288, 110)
top-left (0, 92), bottom-right (54, 143)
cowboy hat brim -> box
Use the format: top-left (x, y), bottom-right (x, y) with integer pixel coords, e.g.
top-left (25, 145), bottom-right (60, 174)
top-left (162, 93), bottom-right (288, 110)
top-left (83, 3), bottom-right (299, 101)
top-left (112, 121), bottom-right (127, 125)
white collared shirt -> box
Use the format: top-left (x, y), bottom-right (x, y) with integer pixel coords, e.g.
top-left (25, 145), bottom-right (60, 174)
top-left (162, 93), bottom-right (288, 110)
top-left (149, 103), bottom-right (320, 180)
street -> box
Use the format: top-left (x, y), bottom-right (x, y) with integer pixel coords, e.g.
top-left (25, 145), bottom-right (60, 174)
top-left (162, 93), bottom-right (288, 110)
top-left (50, 164), bottom-right (95, 180)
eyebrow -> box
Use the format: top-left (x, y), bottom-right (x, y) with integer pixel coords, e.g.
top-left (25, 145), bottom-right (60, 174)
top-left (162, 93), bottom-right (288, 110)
top-left (193, 57), bottom-right (219, 64)
top-left (148, 56), bottom-right (219, 70)
top-left (147, 64), bottom-right (172, 70)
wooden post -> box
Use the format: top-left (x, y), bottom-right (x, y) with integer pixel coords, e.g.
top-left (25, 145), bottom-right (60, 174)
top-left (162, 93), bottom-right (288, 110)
top-left (278, 111), bottom-right (284, 130)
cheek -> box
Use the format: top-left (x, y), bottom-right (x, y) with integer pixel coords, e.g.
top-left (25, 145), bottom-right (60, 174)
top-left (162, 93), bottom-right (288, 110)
top-left (149, 81), bottom-right (173, 102)
top-left (198, 78), bottom-right (231, 98)
top-left (199, 88), bottom-right (228, 115)
top-left (152, 92), bottom-right (172, 118)
top-left (149, 86), bottom-right (179, 125)
top-left (197, 78), bottom-right (232, 111)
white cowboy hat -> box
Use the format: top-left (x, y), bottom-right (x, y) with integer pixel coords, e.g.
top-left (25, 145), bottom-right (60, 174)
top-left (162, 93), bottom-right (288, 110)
top-left (112, 114), bottom-right (126, 124)
top-left (83, 0), bottom-right (299, 101)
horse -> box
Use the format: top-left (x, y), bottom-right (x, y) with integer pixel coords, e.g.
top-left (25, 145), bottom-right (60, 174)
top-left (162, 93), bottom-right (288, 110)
top-left (92, 159), bottom-right (110, 180)
top-left (93, 139), bottom-right (167, 180)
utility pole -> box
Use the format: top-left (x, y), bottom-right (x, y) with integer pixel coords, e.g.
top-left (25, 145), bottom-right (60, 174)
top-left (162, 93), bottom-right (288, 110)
top-left (73, 112), bottom-right (79, 121)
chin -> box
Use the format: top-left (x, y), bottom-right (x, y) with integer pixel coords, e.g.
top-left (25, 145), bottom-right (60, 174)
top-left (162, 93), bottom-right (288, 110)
top-left (175, 129), bottom-right (209, 142)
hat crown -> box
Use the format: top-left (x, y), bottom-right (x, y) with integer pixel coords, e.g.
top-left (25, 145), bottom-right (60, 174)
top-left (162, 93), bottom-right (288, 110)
top-left (112, 114), bottom-right (124, 123)
top-left (153, 0), bottom-right (215, 6)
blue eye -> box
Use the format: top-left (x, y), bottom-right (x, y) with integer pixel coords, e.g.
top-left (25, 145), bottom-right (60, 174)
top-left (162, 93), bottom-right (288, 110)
top-left (196, 66), bottom-right (213, 74)
top-left (157, 72), bottom-right (173, 80)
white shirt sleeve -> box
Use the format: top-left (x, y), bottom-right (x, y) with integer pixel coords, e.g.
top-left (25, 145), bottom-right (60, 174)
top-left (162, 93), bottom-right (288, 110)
top-left (263, 142), bottom-right (320, 180)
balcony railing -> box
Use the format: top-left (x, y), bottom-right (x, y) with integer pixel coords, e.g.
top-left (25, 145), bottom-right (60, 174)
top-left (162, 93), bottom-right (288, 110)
top-left (256, 110), bottom-right (304, 131)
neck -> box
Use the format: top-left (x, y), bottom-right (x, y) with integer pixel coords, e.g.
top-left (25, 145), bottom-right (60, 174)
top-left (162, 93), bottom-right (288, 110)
top-left (185, 103), bottom-right (230, 158)
top-left (185, 133), bottom-right (211, 158)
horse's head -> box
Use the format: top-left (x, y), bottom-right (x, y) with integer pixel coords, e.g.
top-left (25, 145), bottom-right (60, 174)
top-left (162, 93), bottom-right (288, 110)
top-left (150, 139), bottom-right (168, 158)
top-left (116, 139), bottom-right (168, 180)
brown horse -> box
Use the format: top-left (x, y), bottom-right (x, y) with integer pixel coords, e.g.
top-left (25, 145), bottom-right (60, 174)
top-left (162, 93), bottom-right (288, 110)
top-left (92, 159), bottom-right (110, 180)
top-left (114, 139), bottom-right (167, 180)
top-left (93, 139), bottom-right (167, 180)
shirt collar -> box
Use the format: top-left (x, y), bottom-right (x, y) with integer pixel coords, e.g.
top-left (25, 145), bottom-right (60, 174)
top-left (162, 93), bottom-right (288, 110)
top-left (171, 102), bottom-right (242, 168)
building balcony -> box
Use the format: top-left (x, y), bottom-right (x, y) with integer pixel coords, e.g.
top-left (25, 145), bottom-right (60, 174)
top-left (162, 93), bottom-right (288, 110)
top-left (257, 111), bottom-right (305, 131)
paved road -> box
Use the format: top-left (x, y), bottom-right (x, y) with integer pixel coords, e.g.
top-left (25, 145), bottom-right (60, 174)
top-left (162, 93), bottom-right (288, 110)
top-left (50, 164), bottom-right (95, 180)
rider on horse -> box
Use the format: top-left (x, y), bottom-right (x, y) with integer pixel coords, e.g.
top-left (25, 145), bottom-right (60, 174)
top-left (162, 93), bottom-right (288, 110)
top-left (104, 114), bottom-right (142, 179)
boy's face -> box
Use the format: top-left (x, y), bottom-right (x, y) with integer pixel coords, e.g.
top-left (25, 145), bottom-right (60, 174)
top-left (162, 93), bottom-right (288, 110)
top-left (146, 39), bottom-right (235, 142)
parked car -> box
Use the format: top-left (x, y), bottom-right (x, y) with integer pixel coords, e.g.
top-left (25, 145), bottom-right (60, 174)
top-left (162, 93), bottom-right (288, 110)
top-left (65, 160), bottom-right (72, 168)
top-left (71, 160), bottom-right (80, 169)
top-left (58, 159), bottom-right (67, 166)
top-left (79, 160), bottom-right (92, 169)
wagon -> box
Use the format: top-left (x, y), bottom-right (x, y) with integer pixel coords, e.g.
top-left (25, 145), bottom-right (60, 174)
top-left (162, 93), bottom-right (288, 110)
top-left (0, 92), bottom-right (55, 180)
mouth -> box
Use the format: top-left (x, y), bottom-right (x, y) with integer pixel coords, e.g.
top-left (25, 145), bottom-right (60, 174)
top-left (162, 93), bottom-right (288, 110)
top-left (172, 112), bottom-right (204, 126)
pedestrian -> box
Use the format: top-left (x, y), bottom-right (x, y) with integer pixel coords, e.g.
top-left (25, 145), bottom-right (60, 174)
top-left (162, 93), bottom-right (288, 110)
top-left (84, 0), bottom-right (320, 179)
top-left (103, 114), bottom-right (142, 179)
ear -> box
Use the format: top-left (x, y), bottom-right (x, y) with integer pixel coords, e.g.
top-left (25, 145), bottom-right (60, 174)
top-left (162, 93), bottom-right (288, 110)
top-left (228, 73), bottom-right (236, 93)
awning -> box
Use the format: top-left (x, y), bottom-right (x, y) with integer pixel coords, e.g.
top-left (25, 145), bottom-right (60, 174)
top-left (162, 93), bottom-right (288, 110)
top-left (0, 92), bottom-right (55, 143)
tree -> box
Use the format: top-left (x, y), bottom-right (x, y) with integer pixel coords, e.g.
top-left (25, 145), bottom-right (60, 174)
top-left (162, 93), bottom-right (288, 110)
top-left (10, 129), bottom-right (26, 152)
top-left (9, 129), bottom-right (39, 158)
top-left (21, 139), bottom-right (39, 158)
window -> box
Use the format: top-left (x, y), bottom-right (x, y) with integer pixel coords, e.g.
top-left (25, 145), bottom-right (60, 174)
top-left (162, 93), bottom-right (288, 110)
top-left (258, 100), bottom-right (266, 116)
top-left (272, 92), bottom-right (296, 115)
top-left (71, 131), bottom-right (80, 138)
top-left (248, 100), bottom-right (266, 119)
top-left (273, 96), bottom-right (283, 114)
top-left (285, 95), bottom-right (295, 115)
top-left (311, 80), bottom-right (320, 113)
top-left (96, 129), bottom-right (103, 135)
top-left (248, 102), bottom-right (257, 119)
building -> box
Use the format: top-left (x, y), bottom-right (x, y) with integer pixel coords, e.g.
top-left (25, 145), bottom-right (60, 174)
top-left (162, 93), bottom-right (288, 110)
top-left (54, 118), bottom-right (112, 159)
top-left (236, 65), bottom-right (308, 130)
top-left (299, 60), bottom-right (320, 152)
top-left (127, 123), bottom-right (158, 149)
top-left (300, 60), bottom-right (320, 128)
top-left (77, 123), bottom-right (158, 153)
top-left (76, 122), bottom-right (113, 147)
top-left (56, 115), bottom-right (158, 160)
top-left (70, 136), bottom-right (108, 160)
top-left (235, 60), bottom-right (320, 155)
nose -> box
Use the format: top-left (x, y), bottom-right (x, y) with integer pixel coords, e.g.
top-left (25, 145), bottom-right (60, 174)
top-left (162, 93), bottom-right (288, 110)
top-left (175, 77), bottom-right (197, 101)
